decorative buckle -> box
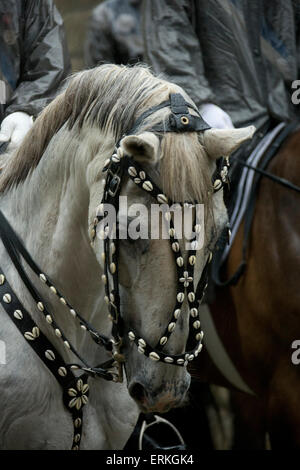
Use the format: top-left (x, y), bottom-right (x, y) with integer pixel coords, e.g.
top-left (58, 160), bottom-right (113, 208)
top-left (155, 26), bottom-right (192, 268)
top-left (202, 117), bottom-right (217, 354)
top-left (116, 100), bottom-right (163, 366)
top-left (108, 172), bottom-right (121, 197)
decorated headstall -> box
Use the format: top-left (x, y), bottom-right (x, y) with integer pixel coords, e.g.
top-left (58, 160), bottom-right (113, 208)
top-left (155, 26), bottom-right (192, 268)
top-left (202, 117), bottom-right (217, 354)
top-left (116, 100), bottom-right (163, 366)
top-left (91, 93), bottom-right (230, 379)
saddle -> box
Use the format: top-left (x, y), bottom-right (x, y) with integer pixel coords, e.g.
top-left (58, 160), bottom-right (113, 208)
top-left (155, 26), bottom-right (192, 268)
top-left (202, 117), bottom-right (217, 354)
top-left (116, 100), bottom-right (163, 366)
top-left (209, 119), bottom-right (299, 294)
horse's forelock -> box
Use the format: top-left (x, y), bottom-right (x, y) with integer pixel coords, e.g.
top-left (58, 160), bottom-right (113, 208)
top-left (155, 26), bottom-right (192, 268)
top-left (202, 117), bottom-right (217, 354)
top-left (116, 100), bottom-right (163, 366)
top-left (0, 64), bottom-right (171, 192)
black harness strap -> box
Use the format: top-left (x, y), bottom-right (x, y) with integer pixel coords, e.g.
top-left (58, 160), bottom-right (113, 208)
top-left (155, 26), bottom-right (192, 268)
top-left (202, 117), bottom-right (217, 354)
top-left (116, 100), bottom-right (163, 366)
top-left (0, 270), bottom-right (89, 450)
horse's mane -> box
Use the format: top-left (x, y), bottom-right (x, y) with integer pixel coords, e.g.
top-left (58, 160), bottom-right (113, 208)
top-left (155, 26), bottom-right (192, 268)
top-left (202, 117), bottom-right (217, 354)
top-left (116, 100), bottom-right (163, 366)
top-left (0, 64), bottom-right (211, 205)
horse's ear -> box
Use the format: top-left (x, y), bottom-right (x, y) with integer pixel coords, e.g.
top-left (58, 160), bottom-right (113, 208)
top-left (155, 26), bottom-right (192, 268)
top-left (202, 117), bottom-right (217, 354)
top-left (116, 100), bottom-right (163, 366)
top-left (203, 125), bottom-right (256, 159)
top-left (120, 132), bottom-right (160, 163)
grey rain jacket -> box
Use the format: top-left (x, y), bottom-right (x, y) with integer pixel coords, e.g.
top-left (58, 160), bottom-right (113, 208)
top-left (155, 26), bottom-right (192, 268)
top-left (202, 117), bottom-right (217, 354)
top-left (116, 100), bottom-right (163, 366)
top-left (85, 0), bottom-right (143, 67)
top-left (142, 0), bottom-right (300, 129)
top-left (0, 0), bottom-right (70, 122)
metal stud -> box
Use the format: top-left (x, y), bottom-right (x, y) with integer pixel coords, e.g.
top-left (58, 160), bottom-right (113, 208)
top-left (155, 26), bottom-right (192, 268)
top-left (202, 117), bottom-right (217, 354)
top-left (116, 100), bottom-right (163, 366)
top-left (14, 310), bottom-right (23, 320)
top-left (3, 294), bottom-right (11, 303)
top-left (174, 309), bottom-right (181, 319)
top-left (157, 194), bottom-right (169, 204)
top-left (128, 331), bottom-right (135, 341)
top-left (176, 257), bottom-right (184, 267)
top-left (142, 181), bottom-right (153, 192)
top-left (177, 292), bottom-right (185, 303)
top-left (168, 322), bottom-right (176, 333)
top-left (39, 274), bottom-right (47, 283)
top-left (160, 336), bottom-right (168, 346)
top-left (149, 352), bottom-right (160, 362)
top-left (58, 367), bottom-right (68, 377)
top-left (164, 357), bottom-right (174, 364)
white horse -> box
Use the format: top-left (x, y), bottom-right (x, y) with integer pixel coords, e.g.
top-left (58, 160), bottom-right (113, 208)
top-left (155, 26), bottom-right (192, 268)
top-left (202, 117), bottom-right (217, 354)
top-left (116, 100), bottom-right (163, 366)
top-left (0, 64), bottom-right (254, 450)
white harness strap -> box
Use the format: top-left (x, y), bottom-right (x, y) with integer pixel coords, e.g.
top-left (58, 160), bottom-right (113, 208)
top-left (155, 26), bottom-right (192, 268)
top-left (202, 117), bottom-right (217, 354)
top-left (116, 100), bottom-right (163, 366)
top-left (199, 304), bottom-right (255, 395)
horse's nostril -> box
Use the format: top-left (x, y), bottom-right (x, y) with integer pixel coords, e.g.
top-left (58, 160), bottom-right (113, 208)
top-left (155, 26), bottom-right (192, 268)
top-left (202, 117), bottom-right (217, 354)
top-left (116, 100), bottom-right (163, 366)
top-left (129, 382), bottom-right (147, 404)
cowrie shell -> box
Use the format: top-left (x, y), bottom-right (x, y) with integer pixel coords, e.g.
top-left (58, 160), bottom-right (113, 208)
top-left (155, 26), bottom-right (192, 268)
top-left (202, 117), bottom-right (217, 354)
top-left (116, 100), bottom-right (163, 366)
top-left (164, 357), bottom-right (174, 363)
top-left (157, 194), bottom-right (168, 204)
top-left (45, 350), bottom-right (55, 361)
top-left (149, 352), bottom-right (160, 362)
top-left (14, 310), bottom-right (23, 320)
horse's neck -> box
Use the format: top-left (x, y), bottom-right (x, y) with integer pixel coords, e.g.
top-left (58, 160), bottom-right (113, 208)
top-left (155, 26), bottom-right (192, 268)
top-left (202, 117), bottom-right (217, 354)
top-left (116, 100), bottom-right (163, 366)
top-left (0, 125), bottom-right (113, 352)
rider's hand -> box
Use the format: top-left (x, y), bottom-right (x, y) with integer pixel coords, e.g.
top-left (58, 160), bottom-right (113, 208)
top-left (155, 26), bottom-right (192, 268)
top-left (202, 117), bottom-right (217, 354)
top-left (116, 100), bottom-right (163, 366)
top-left (199, 103), bottom-right (234, 129)
top-left (0, 112), bottom-right (34, 150)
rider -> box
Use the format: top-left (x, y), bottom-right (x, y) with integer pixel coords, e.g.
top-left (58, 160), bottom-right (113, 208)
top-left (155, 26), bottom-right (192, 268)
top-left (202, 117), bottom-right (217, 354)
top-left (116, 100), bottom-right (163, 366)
top-left (142, 0), bottom-right (300, 132)
top-left (85, 0), bottom-right (143, 67)
top-left (0, 0), bottom-right (70, 151)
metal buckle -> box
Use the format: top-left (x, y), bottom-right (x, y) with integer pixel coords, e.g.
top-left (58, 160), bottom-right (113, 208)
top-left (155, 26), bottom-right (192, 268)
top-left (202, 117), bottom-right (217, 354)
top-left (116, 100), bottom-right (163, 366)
top-left (108, 168), bottom-right (122, 197)
top-left (138, 415), bottom-right (185, 450)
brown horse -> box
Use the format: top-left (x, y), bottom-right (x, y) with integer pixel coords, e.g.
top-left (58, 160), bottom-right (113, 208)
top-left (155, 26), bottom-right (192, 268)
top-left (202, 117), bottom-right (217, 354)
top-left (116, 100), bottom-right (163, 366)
top-left (190, 126), bottom-right (300, 449)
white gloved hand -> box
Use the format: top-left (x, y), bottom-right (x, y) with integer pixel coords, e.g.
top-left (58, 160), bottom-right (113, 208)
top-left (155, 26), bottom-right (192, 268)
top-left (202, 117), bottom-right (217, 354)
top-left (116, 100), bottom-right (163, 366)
top-left (199, 103), bottom-right (234, 129)
top-left (0, 112), bottom-right (34, 150)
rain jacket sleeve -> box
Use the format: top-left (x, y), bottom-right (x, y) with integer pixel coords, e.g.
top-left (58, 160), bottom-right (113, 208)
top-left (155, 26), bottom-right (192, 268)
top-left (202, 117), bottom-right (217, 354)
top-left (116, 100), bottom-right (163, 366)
top-left (5, 0), bottom-right (71, 118)
top-left (142, 0), bottom-right (215, 108)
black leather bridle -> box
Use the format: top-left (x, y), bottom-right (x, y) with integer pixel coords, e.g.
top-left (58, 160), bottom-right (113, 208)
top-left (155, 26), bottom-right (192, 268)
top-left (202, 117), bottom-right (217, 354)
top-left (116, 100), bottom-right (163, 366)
top-left (90, 93), bottom-right (230, 378)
